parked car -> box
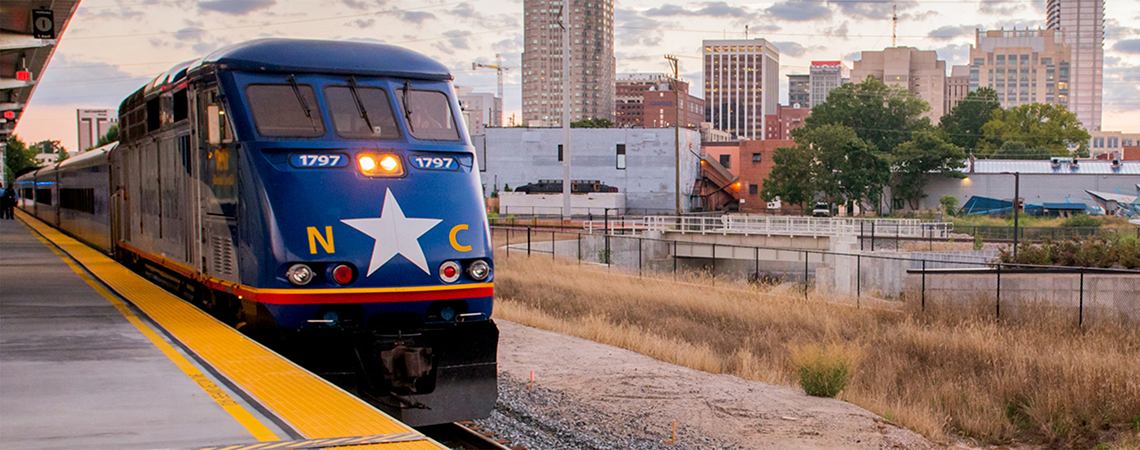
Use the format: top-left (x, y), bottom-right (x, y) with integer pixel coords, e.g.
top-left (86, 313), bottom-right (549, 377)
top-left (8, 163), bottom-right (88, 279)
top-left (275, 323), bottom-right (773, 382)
top-left (811, 203), bottom-right (831, 217)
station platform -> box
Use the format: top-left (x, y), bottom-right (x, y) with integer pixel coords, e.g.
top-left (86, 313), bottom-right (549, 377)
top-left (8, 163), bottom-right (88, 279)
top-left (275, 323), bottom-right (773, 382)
top-left (1, 212), bottom-right (446, 450)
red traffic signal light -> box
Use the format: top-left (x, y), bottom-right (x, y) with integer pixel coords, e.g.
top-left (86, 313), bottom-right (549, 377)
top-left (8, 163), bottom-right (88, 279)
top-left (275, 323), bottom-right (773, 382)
top-left (16, 70), bottom-right (32, 82)
top-left (2, 111), bottom-right (14, 120)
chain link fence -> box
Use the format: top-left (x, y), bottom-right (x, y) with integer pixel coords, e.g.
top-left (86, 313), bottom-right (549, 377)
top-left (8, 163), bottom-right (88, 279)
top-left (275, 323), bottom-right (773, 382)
top-left (492, 225), bottom-right (1140, 327)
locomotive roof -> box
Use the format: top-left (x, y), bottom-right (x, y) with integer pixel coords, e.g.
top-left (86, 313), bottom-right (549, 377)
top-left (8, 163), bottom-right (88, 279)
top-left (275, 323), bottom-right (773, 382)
top-left (198, 38), bottom-right (452, 81)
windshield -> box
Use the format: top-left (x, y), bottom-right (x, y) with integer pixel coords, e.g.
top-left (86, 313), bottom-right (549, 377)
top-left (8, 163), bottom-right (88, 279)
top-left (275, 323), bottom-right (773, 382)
top-left (325, 85), bottom-right (400, 140)
top-left (400, 88), bottom-right (461, 141)
top-left (246, 84), bottom-right (326, 137)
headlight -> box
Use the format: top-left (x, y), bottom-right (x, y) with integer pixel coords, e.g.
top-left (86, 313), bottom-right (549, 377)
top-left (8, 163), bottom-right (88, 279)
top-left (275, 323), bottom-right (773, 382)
top-left (358, 153), bottom-right (404, 177)
top-left (467, 260), bottom-right (491, 281)
top-left (286, 264), bottom-right (315, 286)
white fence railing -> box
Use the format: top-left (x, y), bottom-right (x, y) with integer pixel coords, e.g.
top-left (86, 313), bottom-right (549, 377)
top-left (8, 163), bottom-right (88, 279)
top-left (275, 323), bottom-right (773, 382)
top-left (585, 215), bottom-right (954, 239)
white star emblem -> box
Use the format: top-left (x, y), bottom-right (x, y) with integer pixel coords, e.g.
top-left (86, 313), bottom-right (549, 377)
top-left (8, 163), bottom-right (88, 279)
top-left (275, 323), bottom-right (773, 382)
top-left (341, 188), bottom-right (442, 276)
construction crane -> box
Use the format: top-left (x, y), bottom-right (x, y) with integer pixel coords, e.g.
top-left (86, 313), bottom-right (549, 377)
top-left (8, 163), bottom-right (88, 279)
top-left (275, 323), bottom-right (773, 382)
top-left (472, 54), bottom-right (511, 100)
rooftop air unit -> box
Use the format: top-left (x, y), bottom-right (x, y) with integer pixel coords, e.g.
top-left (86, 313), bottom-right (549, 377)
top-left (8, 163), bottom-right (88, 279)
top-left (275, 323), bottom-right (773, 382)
top-left (1111, 159), bottom-right (1122, 171)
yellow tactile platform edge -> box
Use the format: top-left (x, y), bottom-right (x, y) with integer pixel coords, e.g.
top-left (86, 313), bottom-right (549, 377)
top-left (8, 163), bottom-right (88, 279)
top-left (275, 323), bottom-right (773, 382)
top-left (18, 211), bottom-right (446, 450)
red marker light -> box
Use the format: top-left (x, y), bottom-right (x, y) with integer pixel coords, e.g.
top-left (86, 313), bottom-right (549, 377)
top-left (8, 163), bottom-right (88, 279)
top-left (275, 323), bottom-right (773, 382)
top-left (3, 111), bottom-right (14, 120)
top-left (16, 70), bottom-right (31, 82)
top-left (332, 264), bottom-right (354, 285)
top-left (443, 265), bottom-right (457, 278)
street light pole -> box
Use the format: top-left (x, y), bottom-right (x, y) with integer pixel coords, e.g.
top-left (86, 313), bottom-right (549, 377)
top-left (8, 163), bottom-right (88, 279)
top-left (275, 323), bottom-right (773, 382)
top-left (1012, 172), bottom-right (1020, 261)
top-left (665, 55), bottom-right (680, 215)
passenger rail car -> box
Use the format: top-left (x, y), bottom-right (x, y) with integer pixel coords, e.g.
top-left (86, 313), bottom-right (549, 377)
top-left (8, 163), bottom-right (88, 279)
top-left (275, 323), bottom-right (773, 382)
top-left (16, 39), bottom-right (496, 426)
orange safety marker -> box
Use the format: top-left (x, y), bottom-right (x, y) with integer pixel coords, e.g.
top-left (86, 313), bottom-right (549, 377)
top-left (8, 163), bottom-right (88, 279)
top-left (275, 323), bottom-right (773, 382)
top-left (528, 370), bottom-right (534, 390)
top-left (670, 419), bottom-right (676, 445)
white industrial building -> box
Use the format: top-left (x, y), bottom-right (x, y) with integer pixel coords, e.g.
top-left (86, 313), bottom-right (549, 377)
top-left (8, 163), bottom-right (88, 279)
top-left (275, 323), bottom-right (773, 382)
top-left (915, 158), bottom-right (1140, 213)
top-left (476, 127), bottom-right (702, 214)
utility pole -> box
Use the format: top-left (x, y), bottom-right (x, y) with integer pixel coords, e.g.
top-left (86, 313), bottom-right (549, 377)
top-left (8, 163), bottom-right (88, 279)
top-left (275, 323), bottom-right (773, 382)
top-left (665, 55), bottom-right (681, 215)
top-left (559, 4), bottom-right (572, 220)
top-left (892, 4), bottom-right (898, 47)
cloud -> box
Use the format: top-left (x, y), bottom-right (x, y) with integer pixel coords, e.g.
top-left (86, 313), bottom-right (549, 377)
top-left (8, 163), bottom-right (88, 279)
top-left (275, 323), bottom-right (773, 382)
top-left (763, 1), bottom-right (831, 22)
top-left (1103, 65), bottom-right (1140, 113)
top-left (491, 37), bottom-right (523, 53)
top-left (340, 0), bottom-right (386, 10)
top-left (928, 24), bottom-right (982, 41)
top-left (442, 30), bottom-right (472, 50)
top-left (935, 43), bottom-right (971, 66)
top-left (1114, 39), bottom-right (1140, 54)
top-left (26, 54), bottom-right (153, 107)
top-left (772, 41), bottom-right (806, 57)
top-left (645, 2), bottom-right (757, 20)
top-left (833, 0), bottom-right (916, 20)
top-left (351, 18), bottom-right (376, 29)
top-left (403, 11), bottom-right (436, 24)
top-left (443, 3), bottom-right (518, 28)
top-left (79, 7), bottom-right (144, 21)
top-left (198, 0), bottom-right (276, 15)
top-left (979, 1), bottom-right (1026, 16)
top-left (823, 21), bottom-right (850, 39)
top-left (844, 51), bottom-right (862, 62)
top-left (615, 8), bottom-right (665, 47)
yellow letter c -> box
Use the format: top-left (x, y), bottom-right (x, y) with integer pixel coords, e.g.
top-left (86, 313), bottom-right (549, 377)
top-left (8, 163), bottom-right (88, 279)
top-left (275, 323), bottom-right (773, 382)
top-left (449, 224), bottom-right (472, 252)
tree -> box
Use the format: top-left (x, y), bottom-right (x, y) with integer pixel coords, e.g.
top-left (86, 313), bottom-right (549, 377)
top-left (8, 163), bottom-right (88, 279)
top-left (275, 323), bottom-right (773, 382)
top-left (94, 124), bottom-right (119, 149)
top-left (796, 124), bottom-right (887, 209)
top-left (890, 131), bottom-right (967, 209)
top-left (979, 103), bottom-right (1090, 158)
top-left (4, 135), bottom-right (39, 185)
top-left (761, 145), bottom-right (815, 210)
top-left (570, 118), bottom-right (613, 128)
top-left (804, 76), bottom-right (932, 153)
top-left (33, 140), bottom-right (68, 162)
top-left (939, 87), bottom-right (1001, 151)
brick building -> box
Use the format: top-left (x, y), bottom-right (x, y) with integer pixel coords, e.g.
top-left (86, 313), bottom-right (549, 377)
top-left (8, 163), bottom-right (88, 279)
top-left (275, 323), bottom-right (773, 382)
top-left (615, 73), bottom-right (704, 128)
top-left (764, 104), bottom-right (810, 141)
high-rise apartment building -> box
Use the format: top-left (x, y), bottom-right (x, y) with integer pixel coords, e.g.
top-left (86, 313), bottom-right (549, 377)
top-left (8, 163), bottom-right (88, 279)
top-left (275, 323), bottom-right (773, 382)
top-left (968, 29), bottom-right (1071, 110)
top-left (787, 74), bottom-right (809, 106)
top-left (77, 109), bottom-right (117, 151)
top-left (1047, 0), bottom-right (1103, 131)
top-left (614, 73), bottom-right (704, 128)
top-left (851, 47), bottom-right (947, 122)
top-left (808, 61), bottom-right (849, 107)
top-left (521, 0), bottom-right (615, 127)
top-left (703, 39), bottom-right (780, 140)
top-left (945, 65), bottom-right (971, 114)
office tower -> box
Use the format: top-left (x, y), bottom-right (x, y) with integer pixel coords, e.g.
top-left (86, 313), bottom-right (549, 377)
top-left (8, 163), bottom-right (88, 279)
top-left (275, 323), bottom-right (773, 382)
top-left (945, 65), bottom-right (971, 114)
top-left (968, 28), bottom-right (1072, 110)
top-left (77, 109), bottom-right (117, 151)
top-left (787, 74), bottom-right (809, 106)
top-left (1047, 0), bottom-right (1103, 131)
top-left (614, 73), bottom-right (704, 128)
top-left (851, 47), bottom-right (947, 122)
top-left (521, 0), bottom-right (615, 126)
top-left (703, 39), bottom-right (780, 140)
top-left (456, 86), bottom-right (502, 135)
top-left (808, 61), bottom-right (849, 107)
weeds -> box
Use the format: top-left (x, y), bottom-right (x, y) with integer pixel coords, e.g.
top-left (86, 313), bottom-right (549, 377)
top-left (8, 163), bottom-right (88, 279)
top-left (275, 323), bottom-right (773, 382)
top-left (492, 252), bottom-right (1140, 448)
top-left (789, 343), bottom-right (856, 397)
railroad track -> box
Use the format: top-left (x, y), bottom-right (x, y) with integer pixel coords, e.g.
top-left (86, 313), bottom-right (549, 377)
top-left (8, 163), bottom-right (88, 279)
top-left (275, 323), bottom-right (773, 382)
top-left (418, 422), bottom-right (521, 450)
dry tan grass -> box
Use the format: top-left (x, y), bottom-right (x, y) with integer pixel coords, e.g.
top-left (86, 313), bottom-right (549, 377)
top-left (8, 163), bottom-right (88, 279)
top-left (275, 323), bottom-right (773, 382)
top-left (492, 252), bottom-right (1140, 448)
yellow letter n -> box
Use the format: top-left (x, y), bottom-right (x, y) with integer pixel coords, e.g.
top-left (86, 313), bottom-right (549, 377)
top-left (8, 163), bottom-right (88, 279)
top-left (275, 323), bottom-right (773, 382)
top-left (307, 226), bottom-right (335, 254)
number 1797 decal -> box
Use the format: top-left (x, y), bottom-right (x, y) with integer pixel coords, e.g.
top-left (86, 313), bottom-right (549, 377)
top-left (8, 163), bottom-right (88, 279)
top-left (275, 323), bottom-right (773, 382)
top-left (410, 155), bottom-right (458, 171)
top-left (290, 153), bottom-right (349, 168)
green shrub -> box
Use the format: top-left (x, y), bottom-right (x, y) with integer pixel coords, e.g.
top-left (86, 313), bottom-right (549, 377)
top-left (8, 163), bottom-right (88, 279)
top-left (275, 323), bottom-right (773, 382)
top-left (1061, 214), bottom-right (1102, 228)
top-left (790, 343), bottom-right (856, 398)
top-left (940, 195), bottom-right (958, 217)
top-left (974, 234), bottom-right (983, 251)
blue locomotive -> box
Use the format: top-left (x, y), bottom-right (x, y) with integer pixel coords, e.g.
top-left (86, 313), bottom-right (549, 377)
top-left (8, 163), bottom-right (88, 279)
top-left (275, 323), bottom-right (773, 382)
top-left (16, 39), bottom-right (497, 426)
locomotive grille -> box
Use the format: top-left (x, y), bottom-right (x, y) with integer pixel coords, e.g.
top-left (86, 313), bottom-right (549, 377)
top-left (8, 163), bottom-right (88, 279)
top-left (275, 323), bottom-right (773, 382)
top-left (211, 234), bottom-right (236, 278)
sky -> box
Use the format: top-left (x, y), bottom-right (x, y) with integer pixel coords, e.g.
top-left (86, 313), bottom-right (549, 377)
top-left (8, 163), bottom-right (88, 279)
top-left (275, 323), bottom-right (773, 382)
top-left (14, 0), bottom-right (1140, 151)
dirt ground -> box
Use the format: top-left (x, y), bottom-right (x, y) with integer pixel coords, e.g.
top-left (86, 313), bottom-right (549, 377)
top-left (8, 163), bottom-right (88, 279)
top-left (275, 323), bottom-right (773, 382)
top-left (489, 320), bottom-right (938, 449)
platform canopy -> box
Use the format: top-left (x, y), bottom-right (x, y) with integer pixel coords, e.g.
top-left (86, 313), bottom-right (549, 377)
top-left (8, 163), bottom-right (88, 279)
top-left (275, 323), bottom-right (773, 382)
top-left (1, 0), bottom-right (80, 141)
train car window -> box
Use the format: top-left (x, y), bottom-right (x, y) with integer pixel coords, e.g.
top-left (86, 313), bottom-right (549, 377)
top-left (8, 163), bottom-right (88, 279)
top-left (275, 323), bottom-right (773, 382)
top-left (324, 86), bottom-right (400, 140)
top-left (60, 188), bottom-right (96, 214)
top-left (246, 84), bottom-right (326, 137)
top-left (146, 97), bottom-right (161, 132)
top-left (399, 89), bottom-right (460, 141)
top-left (173, 89), bottom-right (188, 122)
